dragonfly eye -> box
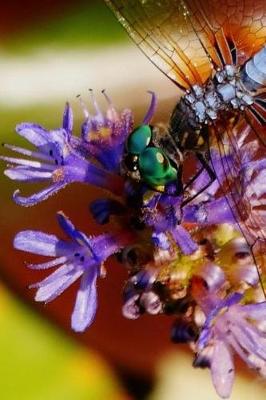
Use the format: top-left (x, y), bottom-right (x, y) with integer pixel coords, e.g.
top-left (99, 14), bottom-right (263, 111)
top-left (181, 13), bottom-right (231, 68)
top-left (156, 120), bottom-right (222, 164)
top-left (139, 147), bottom-right (177, 187)
top-left (127, 124), bottom-right (152, 154)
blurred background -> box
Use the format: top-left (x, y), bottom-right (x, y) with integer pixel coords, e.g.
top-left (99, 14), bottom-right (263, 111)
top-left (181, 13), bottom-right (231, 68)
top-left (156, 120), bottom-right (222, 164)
top-left (0, 1), bottom-right (265, 399)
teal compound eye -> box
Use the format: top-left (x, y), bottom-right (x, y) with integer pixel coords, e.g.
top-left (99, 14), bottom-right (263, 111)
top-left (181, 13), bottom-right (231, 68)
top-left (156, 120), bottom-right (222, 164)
top-left (139, 147), bottom-right (178, 188)
top-left (127, 124), bottom-right (152, 155)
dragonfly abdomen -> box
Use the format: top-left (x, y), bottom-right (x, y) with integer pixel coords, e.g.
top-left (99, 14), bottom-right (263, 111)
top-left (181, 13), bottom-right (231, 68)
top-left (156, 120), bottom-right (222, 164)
top-left (241, 46), bottom-right (266, 92)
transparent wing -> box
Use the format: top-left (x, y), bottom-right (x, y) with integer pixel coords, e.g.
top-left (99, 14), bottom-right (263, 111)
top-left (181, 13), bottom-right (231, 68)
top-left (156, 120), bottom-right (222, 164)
top-left (209, 117), bottom-right (266, 293)
top-left (245, 92), bottom-right (266, 146)
top-left (105, 0), bottom-right (266, 90)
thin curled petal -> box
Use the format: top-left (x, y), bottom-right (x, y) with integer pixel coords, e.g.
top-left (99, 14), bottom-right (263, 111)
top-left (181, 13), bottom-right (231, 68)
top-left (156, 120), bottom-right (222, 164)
top-left (142, 91), bottom-right (157, 124)
top-left (13, 182), bottom-right (67, 206)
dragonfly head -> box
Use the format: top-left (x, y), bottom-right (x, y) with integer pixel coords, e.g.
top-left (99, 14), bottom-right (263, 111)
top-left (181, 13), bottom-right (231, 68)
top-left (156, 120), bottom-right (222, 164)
top-left (124, 124), bottom-right (178, 191)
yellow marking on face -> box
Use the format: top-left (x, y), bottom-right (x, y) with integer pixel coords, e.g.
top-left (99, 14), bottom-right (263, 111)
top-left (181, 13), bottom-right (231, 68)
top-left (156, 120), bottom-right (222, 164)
top-left (156, 152), bottom-right (164, 163)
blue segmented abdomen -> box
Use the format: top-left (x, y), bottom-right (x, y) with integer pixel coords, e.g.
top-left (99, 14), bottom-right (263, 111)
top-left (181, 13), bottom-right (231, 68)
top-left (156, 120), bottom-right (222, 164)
top-left (241, 47), bottom-right (266, 92)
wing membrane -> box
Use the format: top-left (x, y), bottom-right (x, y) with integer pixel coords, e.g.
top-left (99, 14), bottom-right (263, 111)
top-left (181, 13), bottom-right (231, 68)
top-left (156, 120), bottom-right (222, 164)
top-left (105, 0), bottom-right (266, 89)
top-left (210, 118), bottom-right (266, 292)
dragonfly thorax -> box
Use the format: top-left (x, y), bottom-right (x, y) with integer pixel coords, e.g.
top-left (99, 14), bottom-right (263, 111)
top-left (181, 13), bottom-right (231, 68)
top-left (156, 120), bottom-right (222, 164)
top-left (170, 64), bottom-right (254, 152)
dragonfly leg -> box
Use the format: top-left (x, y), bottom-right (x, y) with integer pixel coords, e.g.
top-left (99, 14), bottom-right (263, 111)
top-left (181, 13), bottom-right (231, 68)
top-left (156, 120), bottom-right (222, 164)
top-left (181, 152), bottom-right (216, 207)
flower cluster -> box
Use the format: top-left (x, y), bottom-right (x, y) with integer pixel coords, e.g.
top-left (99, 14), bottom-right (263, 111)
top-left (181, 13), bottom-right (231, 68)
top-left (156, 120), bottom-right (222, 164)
top-left (2, 92), bottom-right (266, 398)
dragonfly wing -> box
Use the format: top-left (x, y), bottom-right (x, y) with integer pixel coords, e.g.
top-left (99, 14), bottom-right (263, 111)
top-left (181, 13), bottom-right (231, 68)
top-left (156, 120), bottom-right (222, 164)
top-left (105, 0), bottom-right (266, 89)
top-left (209, 117), bottom-right (266, 291)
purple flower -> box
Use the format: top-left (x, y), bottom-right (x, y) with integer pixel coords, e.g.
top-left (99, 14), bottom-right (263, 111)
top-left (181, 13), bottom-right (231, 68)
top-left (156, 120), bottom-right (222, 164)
top-left (79, 90), bottom-right (134, 172)
top-left (78, 90), bottom-right (157, 173)
top-left (193, 284), bottom-right (266, 398)
top-left (142, 191), bottom-right (198, 255)
top-left (14, 212), bottom-right (133, 332)
top-left (1, 102), bottom-right (125, 206)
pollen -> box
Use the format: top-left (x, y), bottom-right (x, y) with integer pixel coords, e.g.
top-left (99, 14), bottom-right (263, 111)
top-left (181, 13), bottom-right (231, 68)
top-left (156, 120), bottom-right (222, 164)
top-left (52, 168), bottom-right (65, 182)
top-left (89, 127), bottom-right (112, 141)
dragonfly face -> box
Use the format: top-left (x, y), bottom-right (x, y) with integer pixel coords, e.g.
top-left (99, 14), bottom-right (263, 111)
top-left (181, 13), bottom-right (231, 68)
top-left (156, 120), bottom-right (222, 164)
top-left (125, 124), bottom-right (179, 191)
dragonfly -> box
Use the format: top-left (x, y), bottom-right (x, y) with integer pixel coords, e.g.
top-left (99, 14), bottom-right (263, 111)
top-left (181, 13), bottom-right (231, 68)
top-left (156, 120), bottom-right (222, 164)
top-left (105, 0), bottom-right (266, 293)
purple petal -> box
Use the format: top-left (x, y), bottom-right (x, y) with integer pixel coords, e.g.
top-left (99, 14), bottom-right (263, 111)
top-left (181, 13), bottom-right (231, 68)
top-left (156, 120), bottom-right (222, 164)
top-left (71, 267), bottom-right (98, 332)
top-left (89, 198), bottom-right (124, 224)
top-left (16, 123), bottom-right (49, 147)
top-left (28, 256), bottom-right (67, 270)
top-left (14, 230), bottom-right (72, 257)
top-left (2, 143), bottom-right (52, 162)
top-left (5, 167), bottom-right (52, 182)
top-left (211, 341), bottom-right (235, 399)
top-left (57, 212), bottom-right (77, 239)
top-left (56, 212), bottom-right (92, 249)
top-left (232, 321), bottom-right (266, 361)
top-left (62, 102), bottom-right (73, 134)
top-left (221, 292), bottom-right (243, 309)
top-left (142, 91), bottom-right (157, 124)
top-left (90, 233), bottom-right (128, 261)
top-left (152, 232), bottom-right (170, 250)
top-left (0, 155), bottom-right (52, 169)
top-left (14, 231), bottom-right (60, 256)
top-left (32, 262), bottom-right (75, 288)
top-left (171, 225), bottom-right (198, 255)
top-left (35, 264), bottom-right (83, 302)
top-left (48, 129), bottom-right (68, 148)
top-left (198, 263), bottom-right (225, 291)
top-left (13, 182), bottom-right (67, 206)
top-left (183, 198), bottom-right (235, 225)
top-left (242, 302), bottom-right (266, 319)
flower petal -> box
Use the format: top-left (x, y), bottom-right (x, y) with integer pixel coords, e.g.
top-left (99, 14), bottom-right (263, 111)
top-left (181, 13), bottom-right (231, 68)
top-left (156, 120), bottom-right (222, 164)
top-left (89, 198), bottom-right (124, 224)
top-left (5, 166), bottom-right (52, 182)
top-left (171, 225), bottom-right (198, 255)
top-left (2, 143), bottom-right (52, 162)
top-left (62, 102), bottom-right (73, 134)
top-left (242, 302), bottom-right (266, 319)
top-left (35, 264), bottom-right (83, 302)
top-left (56, 211), bottom-right (92, 249)
top-left (16, 123), bottom-right (49, 147)
top-left (14, 231), bottom-right (60, 256)
top-left (142, 91), bottom-right (157, 124)
top-left (13, 182), bottom-right (67, 206)
top-left (211, 341), bottom-right (235, 399)
top-left (27, 256), bottom-right (68, 270)
top-left (71, 267), bottom-right (98, 332)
